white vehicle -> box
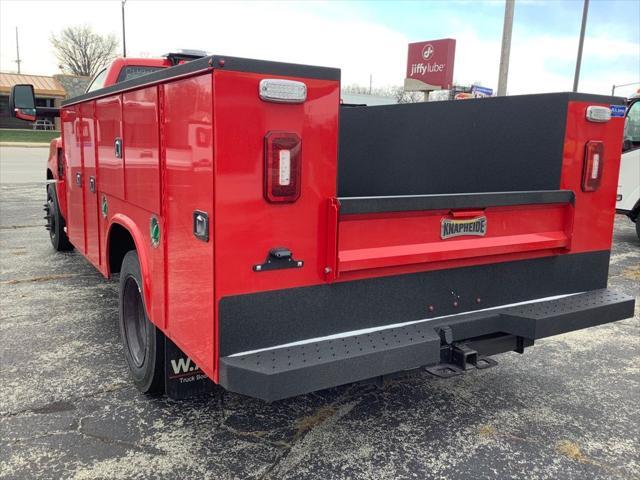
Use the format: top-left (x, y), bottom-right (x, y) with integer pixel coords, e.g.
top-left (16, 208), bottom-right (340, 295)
top-left (617, 96), bottom-right (640, 240)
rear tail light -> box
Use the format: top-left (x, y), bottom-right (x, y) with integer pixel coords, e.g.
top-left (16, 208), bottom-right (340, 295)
top-left (582, 141), bottom-right (604, 192)
top-left (264, 132), bottom-right (301, 203)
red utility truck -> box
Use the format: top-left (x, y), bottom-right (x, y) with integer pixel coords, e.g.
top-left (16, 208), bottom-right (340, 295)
top-left (10, 53), bottom-right (635, 401)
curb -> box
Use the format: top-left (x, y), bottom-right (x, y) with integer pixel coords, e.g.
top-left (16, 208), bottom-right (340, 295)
top-left (0, 142), bottom-right (51, 148)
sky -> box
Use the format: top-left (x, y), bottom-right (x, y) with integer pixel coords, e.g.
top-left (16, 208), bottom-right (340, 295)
top-left (0, 0), bottom-right (638, 97)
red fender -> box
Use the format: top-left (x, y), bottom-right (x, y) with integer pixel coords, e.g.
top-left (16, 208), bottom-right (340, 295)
top-left (47, 138), bottom-right (68, 220)
top-left (47, 137), bottom-right (62, 179)
top-left (107, 214), bottom-right (155, 319)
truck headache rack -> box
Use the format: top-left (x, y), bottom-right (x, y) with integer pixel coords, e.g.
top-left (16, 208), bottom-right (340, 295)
top-left (220, 289), bottom-right (633, 401)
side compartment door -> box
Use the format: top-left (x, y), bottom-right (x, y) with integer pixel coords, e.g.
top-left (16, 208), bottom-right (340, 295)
top-left (96, 95), bottom-right (124, 200)
top-left (163, 76), bottom-right (215, 374)
top-left (61, 106), bottom-right (85, 251)
top-left (79, 102), bottom-right (101, 266)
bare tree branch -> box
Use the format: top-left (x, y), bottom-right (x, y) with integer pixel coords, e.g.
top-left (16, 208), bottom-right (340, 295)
top-left (51, 25), bottom-right (118, 77)
top-left (341, 84), bottom-right (423, 104)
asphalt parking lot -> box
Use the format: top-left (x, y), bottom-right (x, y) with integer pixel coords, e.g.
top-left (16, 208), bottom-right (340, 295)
top-left (0, 146), bottom-right (638, 480)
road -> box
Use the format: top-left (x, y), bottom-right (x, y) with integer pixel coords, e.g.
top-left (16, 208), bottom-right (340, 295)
top-left (0, 147), bottom-right (49, 184)
top-left (0, 146), bottom-right (638, 479)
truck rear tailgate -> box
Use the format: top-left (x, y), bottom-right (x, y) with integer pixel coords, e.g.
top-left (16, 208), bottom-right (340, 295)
top-left (332, 190), bottom-right (574, 276)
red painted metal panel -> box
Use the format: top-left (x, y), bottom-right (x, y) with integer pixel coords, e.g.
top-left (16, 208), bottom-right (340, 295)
top-left (96, 95), bottom-right (124, 200)
top-left (61, 106), bottom-right (85, 251)
top-left (340, 232), bottom-right (569, 272)
top-left (560, 101), bottom-right (625, 253)
top-left (79, 102), bottom-right (101, 266)
top-left (102, 198), bottom-right (164, 325)
top-left (163, 74), bottom-right (215, 377)
top-left (337, 204), bottom-right (572, 275)
top-left (324, 198), bottom-right (340, 282)
top-left (47, 138), bottom-right (68, 221)
top-left (212, 70), bottom-right (340, 298)
top-left (123, 87), bottom-right (161, 214)
top-left (211, 70), bottom-right (340, 379)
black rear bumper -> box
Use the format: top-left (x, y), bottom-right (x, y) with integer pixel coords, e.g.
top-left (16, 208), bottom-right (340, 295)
top-left (219, 289), bottom-right (634, 401)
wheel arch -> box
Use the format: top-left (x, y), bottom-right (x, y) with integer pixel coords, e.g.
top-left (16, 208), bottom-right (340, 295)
top-left (47, 138), bottom-right (63, 180)
top-left (107, 215), bottom-right (154, 313)
top-left (629, 198), bottom-right (640, 223)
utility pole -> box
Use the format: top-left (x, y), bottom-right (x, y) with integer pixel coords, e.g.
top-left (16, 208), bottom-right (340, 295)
top-left (573, 0), bottom-right (589, 92)
top-left (15, 27), bottom-right (21, 74)
top-left (497, 0), bottom-right (515, 96)
top-left (612, 82), bottom-right (640, 96)
top-left (369, 74), bottom-right (372, 94)
top-left (121, 0), bottom-right (127, 57)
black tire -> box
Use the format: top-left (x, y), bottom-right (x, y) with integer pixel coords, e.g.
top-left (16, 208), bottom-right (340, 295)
top-left (119, 250), bottom-right (165, 394)
top-left (46, 184), bottom-right (72, 251)
top-left (636, 219), bottom-right (640, 242)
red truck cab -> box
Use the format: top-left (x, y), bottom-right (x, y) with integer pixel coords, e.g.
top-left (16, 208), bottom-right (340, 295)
top-left (9, 53), bottom-right (635, 402)
top-left (86, 57), bottom-right (173, 93)
top-left (44, 52), bottom-right (202, 249)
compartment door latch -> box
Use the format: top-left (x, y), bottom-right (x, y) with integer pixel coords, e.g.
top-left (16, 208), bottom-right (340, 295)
top-left (193, 210), bottom-right (209, 242)
top-left (253, 247), bottom-right (304, 272)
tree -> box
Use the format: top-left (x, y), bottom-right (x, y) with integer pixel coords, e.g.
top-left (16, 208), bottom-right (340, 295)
top-left (390, 87), bottom-right (423, 104)
top-left (341, 84), bottom-right (423, 104)
top-left (51, 25), bottom-right (118, 77)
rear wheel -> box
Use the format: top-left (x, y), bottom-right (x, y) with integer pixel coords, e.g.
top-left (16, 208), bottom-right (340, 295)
top-left (119, 250), bottom-right (165, 394)
top-left (635, 219), bottom-right (640, 241)
top-left (45, 184), bottom-right (72, 251)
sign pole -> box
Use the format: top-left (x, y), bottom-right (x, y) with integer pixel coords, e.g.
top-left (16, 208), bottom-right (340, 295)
top-left (121, 0), bottom-right (127, 58)
top-left (573, 0), bottom-right (589, 92)
top-left (497, 0), bottom-right (515, 96)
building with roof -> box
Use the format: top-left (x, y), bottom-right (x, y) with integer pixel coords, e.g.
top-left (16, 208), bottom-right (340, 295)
top-left (0, 72), bottom-right (90, 130)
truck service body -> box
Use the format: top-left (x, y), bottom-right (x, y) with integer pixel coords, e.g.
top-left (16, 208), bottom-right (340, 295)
top-left (10, 54), bottom-right (635, 401)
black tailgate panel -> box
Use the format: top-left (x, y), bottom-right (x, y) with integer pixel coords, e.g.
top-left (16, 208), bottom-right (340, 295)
top-left (338, 92), bottom-right (614, 197)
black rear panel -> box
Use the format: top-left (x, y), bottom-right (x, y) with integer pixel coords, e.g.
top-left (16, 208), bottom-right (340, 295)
top-left (337, 92), bottom-right (615, 197)
top-left (218, 250), bottom-right (610, 356)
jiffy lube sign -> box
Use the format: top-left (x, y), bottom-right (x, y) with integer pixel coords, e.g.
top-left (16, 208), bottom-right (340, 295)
top-left (406, 39), bottom-right (456, 89)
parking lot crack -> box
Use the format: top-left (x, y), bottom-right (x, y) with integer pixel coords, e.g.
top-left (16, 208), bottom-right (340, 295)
top-left (0, 224), bottom-right (44, 230)
top-left (76, 416), bottom-right (166, 456)
top-left (259, 396), bottom-right (360, 480)
top-left (0, 383), bottom-right (128, 418)
top-left (218, 393), bottom-right (291, 450)
top-left (1, 273), bottom-right (80, 285)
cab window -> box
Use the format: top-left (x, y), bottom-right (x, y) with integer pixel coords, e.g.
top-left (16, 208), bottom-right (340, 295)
top-left (116, 66), bottom-right (164, 83)
top-left (623, 100), bottom-right (640, 152)
top-left (85, 68), bottom-right (107, 93)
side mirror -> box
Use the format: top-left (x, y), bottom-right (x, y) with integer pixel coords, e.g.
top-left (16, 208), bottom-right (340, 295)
top-left (9, 84), bottom-right (37, 122)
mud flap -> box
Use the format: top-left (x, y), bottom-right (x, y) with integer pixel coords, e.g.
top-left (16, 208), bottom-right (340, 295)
top-left (164, 337), bottom-right (217, 400)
